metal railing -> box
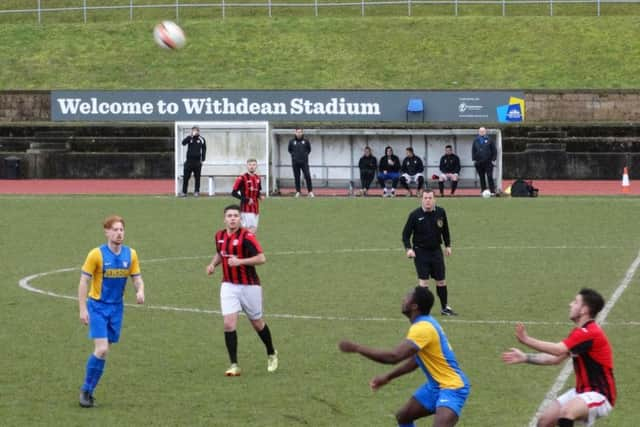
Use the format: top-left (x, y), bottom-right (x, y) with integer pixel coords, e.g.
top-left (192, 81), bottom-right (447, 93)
top-left (0, 0), bottom-right (638, 23)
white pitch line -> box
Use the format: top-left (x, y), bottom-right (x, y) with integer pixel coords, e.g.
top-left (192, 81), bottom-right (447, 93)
top-left (527, 249), bottom-right (640, 427)
top-left (17, 257), bottom-right (640, 327)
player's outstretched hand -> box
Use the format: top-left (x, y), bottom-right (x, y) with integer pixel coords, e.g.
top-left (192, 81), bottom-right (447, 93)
top-left (369, 374), bottom-right (389, 391)
top-left (338, 340), bottom-right (359, 353)
top-left (515, 322), bottom-right (528, 344)
top-left (136, 290), bottom-right (145, 304)
top-left (501, 347), bottom-right (526, 364)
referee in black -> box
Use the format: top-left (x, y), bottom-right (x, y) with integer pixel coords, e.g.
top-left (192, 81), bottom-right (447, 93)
top-left (402, 189), bottom-right (457, 316)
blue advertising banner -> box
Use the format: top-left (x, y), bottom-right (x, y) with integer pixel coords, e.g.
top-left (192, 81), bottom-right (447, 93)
top-left (51, 90), bottom-right (525, 122)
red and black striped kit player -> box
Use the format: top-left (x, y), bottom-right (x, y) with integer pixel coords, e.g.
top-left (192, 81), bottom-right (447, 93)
top-left (502, 288), bottom-right (616, 427)
top-left (207, 204), bottom-right (277, 377)
top-left (215, 227), bottom-right (262, 285)
top-left (231, 159), bottom-right (263, 233)
top-left (563, 319), bottom-right (616, 406)
top-left (232, 171), bottom-right (262, 215)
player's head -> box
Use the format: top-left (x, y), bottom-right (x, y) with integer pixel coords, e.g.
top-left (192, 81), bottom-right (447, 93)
top-left (223, 205), bottom-right (242, 230)
top-left (192, 125), bottom-right (200, 135)
top-left (402, 286), bottom-right (435, 318)
top-left (445, 145), bottom-right (453, 155)
top-left (405, 147), bottom-right (414, 157)
top-left (103, 215), bottom-right (125, 245)
top-left (572, 288), bottom-right (605, 320)
top-left (295, 128), bottom-right (304, 139)
top-left (246, 158), bottom-right (258, 174)
top-left (421, 189), bottom-right (436, 211)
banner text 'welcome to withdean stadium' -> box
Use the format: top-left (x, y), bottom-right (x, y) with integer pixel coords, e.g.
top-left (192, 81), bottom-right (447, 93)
top-left (51, 90), bottom-right (524, 123)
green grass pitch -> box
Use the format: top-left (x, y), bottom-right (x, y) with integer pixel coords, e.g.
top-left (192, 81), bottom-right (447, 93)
top-left (1, 195), bottom-right (640, 426)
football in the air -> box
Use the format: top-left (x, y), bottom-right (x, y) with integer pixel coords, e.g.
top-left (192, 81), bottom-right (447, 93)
top-left (153, 21), bottom-right (186, 50)
top-left (482, 189), bottom-right (492, 198)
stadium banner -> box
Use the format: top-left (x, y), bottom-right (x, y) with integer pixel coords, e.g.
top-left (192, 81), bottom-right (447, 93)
top-left (51, 90), bottom-right (525, 123)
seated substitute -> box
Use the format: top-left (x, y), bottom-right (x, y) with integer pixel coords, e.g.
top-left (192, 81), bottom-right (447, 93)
top-left (400, 147), bottom-right (425, 197)
top-left (438, 145), bottom-right (461, 196)
top-left (358, 146), bottom-right (377, 197)
top-left (377, 146), bottom-right (401, 198)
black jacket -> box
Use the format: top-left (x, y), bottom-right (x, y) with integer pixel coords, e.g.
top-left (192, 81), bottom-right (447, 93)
top-left (402, 206), bottom-right (451, 250)
top-left (378, 155), bottom-right (401, 173)
top-left (439, 154), bottom-right (461, 174)
top-left (472, 135), bottom-right (497, 163)
top-left (182, 135), bottom-right (206, 162)
top-left (358, 155), bottom-right (377, 173)
top-left (288, 137), bottom-right (311, 164)
top-left (401, 156), bottom-right (424, 176)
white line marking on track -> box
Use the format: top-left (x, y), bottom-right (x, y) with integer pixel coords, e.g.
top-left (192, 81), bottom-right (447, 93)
top-left (527, 249), bottom-right (640, 427)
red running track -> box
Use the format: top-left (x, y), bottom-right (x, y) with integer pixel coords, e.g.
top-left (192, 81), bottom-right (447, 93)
top-left (0, 179), bottom-right (637, 196)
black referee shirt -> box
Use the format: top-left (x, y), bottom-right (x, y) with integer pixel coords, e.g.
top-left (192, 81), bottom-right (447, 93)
top-left (402, 206), bottom-right (451, 250)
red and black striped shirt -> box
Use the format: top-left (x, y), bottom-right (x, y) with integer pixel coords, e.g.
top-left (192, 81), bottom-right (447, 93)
top-left (215, 228), bottom-right (263, 285)
top-left (232, 173), bottom-right (262, 214)
top-left (563, 320), bottom-right (616, 406)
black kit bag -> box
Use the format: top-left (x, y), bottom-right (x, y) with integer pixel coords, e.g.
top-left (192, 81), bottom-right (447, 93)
top-left (511, 179), bottom-right (538, 197)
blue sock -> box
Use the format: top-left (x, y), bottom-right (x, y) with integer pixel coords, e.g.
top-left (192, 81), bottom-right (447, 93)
top-left (398, 424), bottom-right (415, 427)
top-left (81, 354), bottom-right (106, 393)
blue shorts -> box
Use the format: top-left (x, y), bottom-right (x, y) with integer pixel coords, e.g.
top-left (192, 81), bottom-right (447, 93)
top-left (87, 299), bottom-right (124, 343)
top-left (413, 382), bottom-right (470, 417)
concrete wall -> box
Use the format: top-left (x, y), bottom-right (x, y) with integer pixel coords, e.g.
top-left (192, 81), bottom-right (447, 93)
top-left (3, 91), bottom-right (640, 123)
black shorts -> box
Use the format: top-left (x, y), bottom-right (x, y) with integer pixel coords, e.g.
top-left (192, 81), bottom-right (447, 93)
top-left (413, 247), bottom-right (445, 281)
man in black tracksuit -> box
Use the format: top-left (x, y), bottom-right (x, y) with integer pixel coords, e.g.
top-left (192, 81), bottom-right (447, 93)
top-left (399, 147), bottom-right (425, 197)
top-left (471, 127), bottom-right (497, 195)
top-left (357, 146), bottom-right (377, 196)
top-left (288, 128), bottom-right (314, 197)
top-left (402, 189), bottom-right (457, 316)
top-left (438, 145), bottom-right (461, 196)
top-left (181, 126), bottom-right (207, 197)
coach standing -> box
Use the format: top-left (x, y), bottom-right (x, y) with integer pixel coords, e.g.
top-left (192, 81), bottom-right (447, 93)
top-left (288, 128), bottom-right (314, 198)
top-left (181, 125), bottom-right (207, 197)
top-left (471, 126), bottom-right (497, 195)
top-left (402, 189), bottom-right (457, 316)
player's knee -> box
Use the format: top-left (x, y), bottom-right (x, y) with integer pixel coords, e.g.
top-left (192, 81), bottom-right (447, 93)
top-left (94, 345), bottom-right (109, 359)
top-left (223, 319), bottom-right (237, 331)
top-left (395, 409), bottom-right (412, 424)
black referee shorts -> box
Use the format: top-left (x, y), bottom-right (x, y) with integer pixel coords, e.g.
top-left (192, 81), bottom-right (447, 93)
top-left (413, 247), bottom-right (445, 281)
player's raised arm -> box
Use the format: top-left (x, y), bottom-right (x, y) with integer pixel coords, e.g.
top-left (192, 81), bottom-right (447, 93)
top-left (338, 338), bottom-right (418, 365)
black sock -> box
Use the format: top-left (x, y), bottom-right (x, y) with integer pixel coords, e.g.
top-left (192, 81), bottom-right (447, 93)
top-left (451, 181), bottom-right (458, 194)
top-left (257, 324), bottom-right (275, 355)
top-left (436, 286), bottom-right (448, 309)
top-left (557, 418), bottom-right (574, 427)
top-left (438, 181), bottom-right (444, 195)
top-left (224, 331), bottom-right (238, 364)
